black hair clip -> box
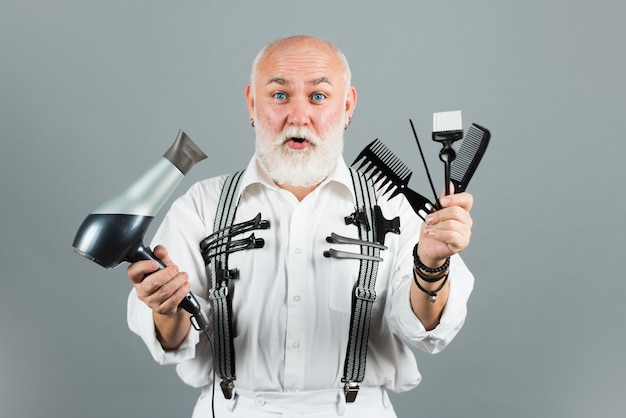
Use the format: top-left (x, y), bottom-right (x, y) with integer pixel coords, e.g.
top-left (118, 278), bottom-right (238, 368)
top-left (344, 207), bottom-right (370, 230)
top-left (201, 233), bottom-right (265, 260)
top-left (323, 248), bottom-right (383, 262)
top-left (326, 232), bottom-right (387, 250)
top-left (201, 213), bottom-right (270, 247)
top-left (324, 232), bottom-right (385, 262)
top-left (373, 205), bottom-right (400, 245)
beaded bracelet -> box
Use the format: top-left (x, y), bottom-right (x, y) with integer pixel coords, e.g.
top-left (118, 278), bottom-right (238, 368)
top-left (413, 243), bottom-right (450, 274)
top-left (413, 270), bottom-right (449, 303)
top-left (413, 264), bottom-right (449, 283)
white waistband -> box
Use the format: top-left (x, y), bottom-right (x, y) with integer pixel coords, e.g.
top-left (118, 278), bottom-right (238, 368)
top-left (198, 385), bottom-right (393, 417)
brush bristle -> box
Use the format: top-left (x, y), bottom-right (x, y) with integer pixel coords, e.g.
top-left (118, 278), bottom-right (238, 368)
top-left (433, 110), bottom-right (462, 133)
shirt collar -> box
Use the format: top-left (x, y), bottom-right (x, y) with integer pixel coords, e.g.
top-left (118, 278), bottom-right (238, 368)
top-left (237, 155), bottom-right (356, 203)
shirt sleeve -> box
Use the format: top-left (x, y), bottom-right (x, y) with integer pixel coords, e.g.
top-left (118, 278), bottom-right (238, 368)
top-left (389, 254), bottom-right (474, 354)
top-left (386, 194), bottom-right (475, 354)
top-left (127, 288), bottom-right (201, 365)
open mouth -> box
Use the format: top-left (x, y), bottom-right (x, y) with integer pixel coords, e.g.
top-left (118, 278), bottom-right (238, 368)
top-left (286, 137), bottom-right (310, 150)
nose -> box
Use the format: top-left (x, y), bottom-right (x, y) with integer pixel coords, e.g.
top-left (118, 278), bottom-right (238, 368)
top-left (287, 98), bottom-right (310, 126)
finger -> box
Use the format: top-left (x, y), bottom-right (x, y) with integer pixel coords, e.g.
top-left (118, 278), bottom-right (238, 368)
top-left (426, 206), bottom-right (473, 229)
top-left (423, 209), bottom-right (472, 246)
top-left (442, 181), bottom-right (456, 196)
top-left (439, 192), bottom-right (473, 211)
top-left (152, 244), bottom-right (172, 266)
top-left (424, 216), bottom-right (472, 239)
top-left (424, 224), bottom-right (472, 253)
top-left (139, 268), bottom-right (188, 310)
top-left (149, 270), bottom-right (187, 305)
top-left (137, 263), bottom-right (181, 296)
top-left (127, 244), bottom-right (172, 286)
top-left (154, 278), bottom-right (192, 315)
top-left (127, 259), bottom-right (160, 285)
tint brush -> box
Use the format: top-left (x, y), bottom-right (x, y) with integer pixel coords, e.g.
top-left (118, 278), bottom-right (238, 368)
top-left (432, 110), bottom-right (463, 195)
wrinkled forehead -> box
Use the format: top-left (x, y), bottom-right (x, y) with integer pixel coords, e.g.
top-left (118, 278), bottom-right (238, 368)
top-left (253, 38), bottom-right (349, 89)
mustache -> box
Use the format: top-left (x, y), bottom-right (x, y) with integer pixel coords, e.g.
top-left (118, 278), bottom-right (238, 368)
top-left (276, 126), bottom-right (319, 146)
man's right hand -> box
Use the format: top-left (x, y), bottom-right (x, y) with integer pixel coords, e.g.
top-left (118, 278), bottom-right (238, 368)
top-left (127, 245), bottom-right (192, 350)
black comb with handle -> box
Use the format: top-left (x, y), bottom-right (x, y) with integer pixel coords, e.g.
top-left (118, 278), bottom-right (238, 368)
top-left (352, 139), bottom-right (435, 220)
top-left (449, 123), bottom-right (490, 193)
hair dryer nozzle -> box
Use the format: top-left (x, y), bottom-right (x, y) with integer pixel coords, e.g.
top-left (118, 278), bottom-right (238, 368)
top-left (90, 130), bottom-right (206, 217)
top-left (164, 130), bottom-right (208, 175)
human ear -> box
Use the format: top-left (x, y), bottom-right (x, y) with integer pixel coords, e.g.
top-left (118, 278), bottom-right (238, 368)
top-left (245, 83), bottom-right (255, 120)
top-left (344, 86), bottom-right (357, 125)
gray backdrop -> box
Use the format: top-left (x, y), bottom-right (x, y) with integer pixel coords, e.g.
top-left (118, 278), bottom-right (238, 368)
top-left (2, 1), bottom-right (625, 417)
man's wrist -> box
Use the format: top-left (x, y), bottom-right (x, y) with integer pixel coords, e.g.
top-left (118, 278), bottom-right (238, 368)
top-left (413, 243), bottom-right (450, 273)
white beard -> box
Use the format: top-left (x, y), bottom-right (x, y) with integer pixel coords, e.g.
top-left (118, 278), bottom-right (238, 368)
top-left (254, 119), bottom-right (344, 188)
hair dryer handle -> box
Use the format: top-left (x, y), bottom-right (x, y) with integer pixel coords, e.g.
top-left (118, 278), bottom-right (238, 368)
top-left (132, 244), bottom-right (209, 331)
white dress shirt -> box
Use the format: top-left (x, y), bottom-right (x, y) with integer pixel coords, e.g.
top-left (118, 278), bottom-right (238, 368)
top-left (127, 155), bottom-right (474, 394)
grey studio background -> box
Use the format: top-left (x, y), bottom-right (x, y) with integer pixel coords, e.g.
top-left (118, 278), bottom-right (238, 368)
top-left (1, 1), bottom-right (625, 417)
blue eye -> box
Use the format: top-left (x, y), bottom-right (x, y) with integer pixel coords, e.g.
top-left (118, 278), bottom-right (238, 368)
top-left (274, 92), bottom-right (286, 100)
top-left (312, 93), bottom-right (325, 101)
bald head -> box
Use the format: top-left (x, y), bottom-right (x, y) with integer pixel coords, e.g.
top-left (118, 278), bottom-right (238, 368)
top-left (250, 35), bottom-right (352, 96)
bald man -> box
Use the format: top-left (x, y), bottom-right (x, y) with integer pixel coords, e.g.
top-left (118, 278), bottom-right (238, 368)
top-left (127, 35), bottom-right (475, 417)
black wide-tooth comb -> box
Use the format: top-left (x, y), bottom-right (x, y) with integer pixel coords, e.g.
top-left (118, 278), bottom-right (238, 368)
top-left (352, 139), bottom-right (434, 220)
top-left (450, 123), bottom-right (491, 193)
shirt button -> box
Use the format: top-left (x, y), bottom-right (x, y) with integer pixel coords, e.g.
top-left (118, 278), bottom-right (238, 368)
top-left (294, 248), bottom-right (302, 254)
top-left (255, 396), bottom-right (266, 406)
top-left (292, 341), bottom-right (300, 348)
top-left (293, 295), bottom-right (301, 302)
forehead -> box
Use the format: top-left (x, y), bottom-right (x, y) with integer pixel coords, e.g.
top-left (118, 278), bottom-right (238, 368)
top-left (255, 40), bottom-right (346, 88)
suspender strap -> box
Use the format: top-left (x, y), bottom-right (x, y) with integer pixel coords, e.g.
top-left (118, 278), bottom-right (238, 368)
top-left (205, 170), bottom-right (245, 399)
top-left (201, 168), bottom-right (387, 403)
top-left (342, 168), bottom-right (381, 402)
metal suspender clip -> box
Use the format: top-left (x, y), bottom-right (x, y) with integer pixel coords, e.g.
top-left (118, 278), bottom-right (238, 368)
top-left (208, 283), bottom-right (229, 300)
top-left (217, 264), bottom-right (240, 281)
top-left (343, 381), bottom-right (360, 403)
top-left (355, 287), bottom-right (377, 302)
top-left (220, 378), bottom-right (235, 399)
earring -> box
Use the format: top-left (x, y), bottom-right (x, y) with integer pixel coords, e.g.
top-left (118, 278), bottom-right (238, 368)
top-left (251, 119), bottom-right (255, 128)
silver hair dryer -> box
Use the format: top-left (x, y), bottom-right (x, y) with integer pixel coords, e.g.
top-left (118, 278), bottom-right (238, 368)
top-left (72, 130), bottom-right (209, 330)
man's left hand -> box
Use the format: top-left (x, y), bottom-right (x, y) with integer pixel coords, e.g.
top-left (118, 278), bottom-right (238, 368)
top-left (418, 190), bottom-right (474, 268)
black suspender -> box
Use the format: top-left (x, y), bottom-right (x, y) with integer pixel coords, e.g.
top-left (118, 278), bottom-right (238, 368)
top-left (200, 169), bottom-right (398, 402)
top-left (340, 168), bottom-right (382, 402)
top-left (199, 171), bottom-right (246, 399)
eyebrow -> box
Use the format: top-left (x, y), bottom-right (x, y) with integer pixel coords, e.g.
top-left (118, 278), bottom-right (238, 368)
top-left (267, 76), bottom-right (332, 86)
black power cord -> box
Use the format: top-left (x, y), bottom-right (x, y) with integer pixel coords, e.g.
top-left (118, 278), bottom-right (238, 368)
top-left (201, 328), bottom-right (218, 418)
